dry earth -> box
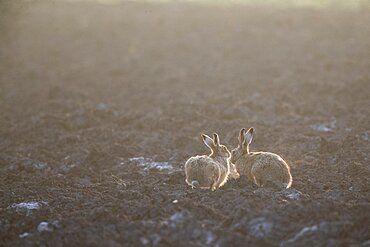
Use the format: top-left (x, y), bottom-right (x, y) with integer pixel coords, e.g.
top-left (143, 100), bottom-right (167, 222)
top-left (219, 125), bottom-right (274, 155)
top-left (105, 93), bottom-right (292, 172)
top-left (0, 1), bottom-right (370, 246)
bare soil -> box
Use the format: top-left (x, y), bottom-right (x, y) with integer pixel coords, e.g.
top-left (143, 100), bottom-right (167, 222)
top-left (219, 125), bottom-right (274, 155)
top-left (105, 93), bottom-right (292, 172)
top-left (0, 1), bottom-right (369, 246)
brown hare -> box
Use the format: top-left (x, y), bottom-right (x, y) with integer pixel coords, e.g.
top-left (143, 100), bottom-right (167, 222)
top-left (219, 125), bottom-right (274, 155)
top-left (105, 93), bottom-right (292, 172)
top-left (230, 127), bottom-right (293, 189)
top-left (185, 133), bottom-right (235, 191)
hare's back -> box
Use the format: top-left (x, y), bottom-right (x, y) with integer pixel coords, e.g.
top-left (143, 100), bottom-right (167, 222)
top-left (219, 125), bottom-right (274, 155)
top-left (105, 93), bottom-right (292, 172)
top-left (185, 155), bottom-right (220, 188)
top-left (251, 152), bottom-right (290, 181)
top-left (185, 155), bottom-right (216, 169)
top-left (252, 152), bottom-right (288, 169)
top-left (251, 152), bottom-right (292, 188)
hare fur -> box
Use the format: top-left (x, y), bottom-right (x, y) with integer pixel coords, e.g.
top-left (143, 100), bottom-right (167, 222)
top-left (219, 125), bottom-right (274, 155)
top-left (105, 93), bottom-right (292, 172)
top-left (230, 127), bottom-right (292, 189)
top-left (185, 133), bottom-right (234, 190)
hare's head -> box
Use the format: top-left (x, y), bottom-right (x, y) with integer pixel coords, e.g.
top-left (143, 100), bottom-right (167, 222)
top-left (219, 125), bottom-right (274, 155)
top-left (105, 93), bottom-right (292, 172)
top-left (202, 133), bottom-right (230, 158)
top-left (230, 127), bottom-right (254, 164)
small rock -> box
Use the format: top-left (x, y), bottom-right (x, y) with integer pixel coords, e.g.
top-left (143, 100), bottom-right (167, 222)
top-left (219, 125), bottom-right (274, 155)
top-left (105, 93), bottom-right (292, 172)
top-left (311, 119), bottom-right (336, 132)
top-left (281, 225), bottom-right (319, 247)
top-left (10, 201), bottom-right (47, 215)
top-left (281, 221), bottom-right (353, 247)
top-left (33, 162), bottom-right (48, 170)
top-left (129, 157), bottom-right (146, 162)
top-left (96, 103), bottom-right (109, 111)
top-left (20, 159), bottom-right (48, 170)
top-left (205, 230), bottom-right (216, 244)
top-left (140, 234), bottom-right (161, 246)
top-left (281, 189), bottom-right (306, 200)
top-left (37, 222), bottom-right (53, 232)
top-left (361, 132), bottom-right (370, 142)
top-left (129, 157), bottom-right (175, 173)
top-left (191, 228), bottom-right (217, 245)
top-left (19, 232), bottom-right (30, 238)
top-left (170, 211), bottom-right (189, 224)
top-left (248, 217), bottom-right (273, 239)
top-left (312, 125), bottom-right (333, 132)
top-left (164, 210), bottom-right (192, 228)
top-left (150, 234), bottom-right (161, 246)
top-left (140, 237), bottom-right (150, 245)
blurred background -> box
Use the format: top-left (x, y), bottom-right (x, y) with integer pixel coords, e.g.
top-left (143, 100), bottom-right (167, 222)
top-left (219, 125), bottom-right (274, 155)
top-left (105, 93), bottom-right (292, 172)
top-left (1, 0), bottom-right (369, 246)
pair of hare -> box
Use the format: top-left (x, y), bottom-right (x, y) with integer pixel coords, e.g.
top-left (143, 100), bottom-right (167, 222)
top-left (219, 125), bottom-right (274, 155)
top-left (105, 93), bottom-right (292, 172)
top-left (184, 127), bottom-right (293, 190)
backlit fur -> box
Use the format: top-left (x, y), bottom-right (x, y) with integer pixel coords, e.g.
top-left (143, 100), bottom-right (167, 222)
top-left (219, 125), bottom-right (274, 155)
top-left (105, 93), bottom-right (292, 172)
top-left (230, 127), bottom-right (293, 189)
top-left (185, 133), bottom-right (232, 190)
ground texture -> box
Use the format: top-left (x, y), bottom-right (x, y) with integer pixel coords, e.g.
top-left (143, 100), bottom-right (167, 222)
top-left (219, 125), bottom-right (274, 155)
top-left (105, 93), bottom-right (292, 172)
top-left (0, 1), bottom-right (370, 246)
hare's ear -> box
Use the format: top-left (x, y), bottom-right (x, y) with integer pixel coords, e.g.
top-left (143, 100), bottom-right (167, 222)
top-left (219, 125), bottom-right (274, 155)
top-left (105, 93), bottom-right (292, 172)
top-left (213, 133), bottom-right (220, 147)
top-left (238, 128), bottom-right (246, 144)
top-left (202, 134), bottom-right (214, 149)
top-left (243, 127), bottom-right (254, 147)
